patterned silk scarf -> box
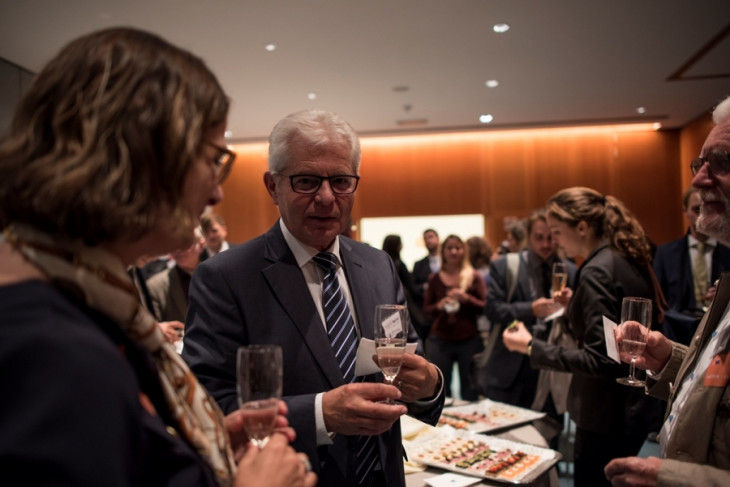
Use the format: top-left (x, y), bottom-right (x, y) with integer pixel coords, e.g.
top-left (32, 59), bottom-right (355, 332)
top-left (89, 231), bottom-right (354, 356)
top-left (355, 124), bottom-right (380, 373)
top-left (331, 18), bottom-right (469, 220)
top-left (4, 224), bottom-right (236, 486)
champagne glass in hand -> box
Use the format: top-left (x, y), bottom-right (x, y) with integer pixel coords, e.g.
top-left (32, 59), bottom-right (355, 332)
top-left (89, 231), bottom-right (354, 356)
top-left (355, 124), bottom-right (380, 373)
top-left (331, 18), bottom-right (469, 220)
top-left (616, 297), bottom-right (652, 387)
top-left (552, 262), bottom-right (568, 297)
top-left (236, 345), bottom-right (283, 448)
top-left (374, 304), bottom-right (408, 402)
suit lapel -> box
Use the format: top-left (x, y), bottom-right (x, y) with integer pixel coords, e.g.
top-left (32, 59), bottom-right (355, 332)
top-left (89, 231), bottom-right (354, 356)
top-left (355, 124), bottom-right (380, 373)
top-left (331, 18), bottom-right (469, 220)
top-left (261, 225), bottom-right (345, 388)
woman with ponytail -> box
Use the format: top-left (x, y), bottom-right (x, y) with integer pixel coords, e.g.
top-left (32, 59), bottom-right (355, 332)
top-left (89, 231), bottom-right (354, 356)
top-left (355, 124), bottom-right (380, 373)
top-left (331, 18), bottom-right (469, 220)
top-left (503, 187), bottom-right (665, 487)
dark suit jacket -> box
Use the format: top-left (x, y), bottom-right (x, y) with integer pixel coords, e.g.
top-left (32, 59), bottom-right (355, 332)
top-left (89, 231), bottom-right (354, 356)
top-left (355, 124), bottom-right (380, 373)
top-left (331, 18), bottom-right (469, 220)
top-left (146, 266), bottom-right (189, 323)
top-left (182, 222), bottom-right (444, 487)
top-left (411, 256), bottom-right (434, 300)
top-left (529, 243), bottom-right (662, 435)
top-left (484, 251), bottom-right (576, 407)
top-left (654, 234), bottom-right (730, 344)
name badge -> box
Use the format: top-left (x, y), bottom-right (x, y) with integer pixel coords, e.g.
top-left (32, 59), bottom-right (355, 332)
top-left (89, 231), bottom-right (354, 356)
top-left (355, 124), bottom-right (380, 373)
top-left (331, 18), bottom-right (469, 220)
top-left (704, 353), bottom-right (730, 387)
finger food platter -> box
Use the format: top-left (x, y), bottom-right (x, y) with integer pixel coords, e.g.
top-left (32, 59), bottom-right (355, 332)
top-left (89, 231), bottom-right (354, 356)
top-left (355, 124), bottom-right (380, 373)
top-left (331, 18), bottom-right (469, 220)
top-left (438, 399), bottom-right (545, 433)
top-left (405, 427), bottom-right (561, 484)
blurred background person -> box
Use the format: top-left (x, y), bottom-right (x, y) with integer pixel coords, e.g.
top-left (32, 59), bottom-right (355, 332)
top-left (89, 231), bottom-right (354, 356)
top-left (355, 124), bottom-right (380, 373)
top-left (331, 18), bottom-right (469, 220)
top-left (424, 234), bottom-right (487, 400)
top-left (148, 228), bottom-right (205, 324)
top-left (412, 228), bottom-right (441, 341)
top-left (654, 186), bottom-right (730, 345)
top-left (0, 27), bottom-right (314, 487)
top-left (503, 187), bottom-right (665, 487)
top-left (200, 212), bottom-right (233, 262)
top-left (382, 234), bottom-right (428, 340)
top-left (484, 209), bottom-right (576, 414)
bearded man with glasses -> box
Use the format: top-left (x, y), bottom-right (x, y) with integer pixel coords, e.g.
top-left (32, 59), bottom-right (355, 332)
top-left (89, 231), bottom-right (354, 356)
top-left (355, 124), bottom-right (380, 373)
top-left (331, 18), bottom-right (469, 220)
top-left (605, 96), bottom-right (730, 486)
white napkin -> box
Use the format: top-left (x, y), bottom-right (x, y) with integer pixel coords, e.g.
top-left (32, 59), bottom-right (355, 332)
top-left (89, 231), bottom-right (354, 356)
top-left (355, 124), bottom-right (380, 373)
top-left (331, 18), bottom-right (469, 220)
top-left (355, 338), bottom-right (417, 376)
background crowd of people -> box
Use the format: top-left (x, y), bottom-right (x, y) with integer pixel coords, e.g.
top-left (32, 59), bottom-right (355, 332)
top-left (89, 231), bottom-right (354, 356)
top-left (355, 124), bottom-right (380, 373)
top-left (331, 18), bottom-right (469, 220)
top-left (2, 24), bottom-right (729, 487)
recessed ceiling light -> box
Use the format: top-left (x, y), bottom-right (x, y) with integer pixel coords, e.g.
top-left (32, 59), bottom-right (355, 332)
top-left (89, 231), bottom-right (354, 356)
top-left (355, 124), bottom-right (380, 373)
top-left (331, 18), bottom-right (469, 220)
top-left (265, 42), bottom-right (277, 52)
top-left (493, 23), bottom-right (510, 33)
top-left (307, 92), bottom-right (317, 100)
top-left (224, 130), bottom-right (233, 139)
top-left (636, 106), bottom-right (646, 114)
top-left (485, 80), bottom-right (499, 88)
top-left (479, 114), bottom-right (494, 124)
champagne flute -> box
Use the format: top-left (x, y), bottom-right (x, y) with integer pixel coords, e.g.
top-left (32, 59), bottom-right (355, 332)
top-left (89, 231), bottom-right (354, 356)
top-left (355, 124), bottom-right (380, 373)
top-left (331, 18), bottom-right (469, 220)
top-left (374, 304), bottom-right (408, 402)
top-left (236, 344), bottom-right (283, 449)
top-left (616, 297), bottom-right (652, 387)
top-left (552, 262), bottom-right (568, 296)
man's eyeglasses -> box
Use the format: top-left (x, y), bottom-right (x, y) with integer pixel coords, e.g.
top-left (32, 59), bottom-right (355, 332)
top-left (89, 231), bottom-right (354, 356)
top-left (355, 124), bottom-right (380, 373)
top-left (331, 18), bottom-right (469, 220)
top-left (283, 174), bottom-right (360, 194)
top-left (207, 142), bottom-right (236, 184)
top-left (690, 152), bottom-right (730, 176)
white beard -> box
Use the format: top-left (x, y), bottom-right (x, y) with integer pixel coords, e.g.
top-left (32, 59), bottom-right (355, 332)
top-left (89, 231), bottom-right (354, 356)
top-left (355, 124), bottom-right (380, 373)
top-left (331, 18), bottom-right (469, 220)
top-left (698, 189), bottom-right (730, 246)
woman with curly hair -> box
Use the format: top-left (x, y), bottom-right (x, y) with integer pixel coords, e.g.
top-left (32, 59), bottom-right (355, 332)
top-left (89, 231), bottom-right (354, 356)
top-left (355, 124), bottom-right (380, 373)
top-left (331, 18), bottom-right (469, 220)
top-left (503, 187), bottom-right (665, 487)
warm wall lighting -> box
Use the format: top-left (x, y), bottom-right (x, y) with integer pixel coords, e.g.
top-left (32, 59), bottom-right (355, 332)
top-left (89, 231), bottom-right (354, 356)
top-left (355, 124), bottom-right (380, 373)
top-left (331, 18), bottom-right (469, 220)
top-left (359, 123), bottom-right (661, 147)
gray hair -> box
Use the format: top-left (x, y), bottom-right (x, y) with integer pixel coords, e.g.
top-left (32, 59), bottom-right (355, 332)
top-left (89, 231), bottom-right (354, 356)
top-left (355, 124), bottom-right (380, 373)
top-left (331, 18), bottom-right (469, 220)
top-left (268, 109), bottom-right (361, 174)
top-left (713, 95), bottom-right (730, 125)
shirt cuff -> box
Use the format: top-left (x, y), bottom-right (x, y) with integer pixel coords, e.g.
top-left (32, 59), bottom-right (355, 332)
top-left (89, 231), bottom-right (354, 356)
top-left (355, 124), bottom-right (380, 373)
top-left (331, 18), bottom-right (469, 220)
top-left (410, 365), bottom-right (444, 406)
top-left (315, 392), bottom-right (334, 445)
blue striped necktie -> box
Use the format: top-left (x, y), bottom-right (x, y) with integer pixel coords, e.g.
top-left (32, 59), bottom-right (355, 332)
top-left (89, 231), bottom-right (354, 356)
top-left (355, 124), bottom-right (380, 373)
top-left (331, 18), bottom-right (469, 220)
top-left (313, 252), bottom-right (379, 485)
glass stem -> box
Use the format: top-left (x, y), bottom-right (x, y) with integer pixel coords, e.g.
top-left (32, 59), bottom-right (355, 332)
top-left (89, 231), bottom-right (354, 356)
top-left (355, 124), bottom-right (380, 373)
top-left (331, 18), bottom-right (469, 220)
top-left (629, 357), bottom-right (636, 382)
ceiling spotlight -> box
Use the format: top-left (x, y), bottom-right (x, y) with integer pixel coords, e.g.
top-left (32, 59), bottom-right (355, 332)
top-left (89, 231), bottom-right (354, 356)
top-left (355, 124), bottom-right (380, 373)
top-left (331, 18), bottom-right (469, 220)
top-left (224, 130), bottom-right (233, 139)
top-left (493, 23), bottom-right (510, 33)
top-left (485, 79), bottom-right (499, 88)
top-left (307, 92), bottom-right (317, 100)
top-left (265, 42), bottom-right (277, 52)
top-left (479, 114), bottom-right (494, 124)
top-left (636, 106), bottom-right (646, 114)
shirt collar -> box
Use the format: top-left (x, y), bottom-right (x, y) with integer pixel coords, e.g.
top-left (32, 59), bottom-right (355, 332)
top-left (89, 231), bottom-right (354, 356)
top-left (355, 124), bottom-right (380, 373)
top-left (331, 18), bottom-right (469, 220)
top-left (279, 219), bottom-right (341, 268)
top-left (688, 234), bottom-right (717, 249)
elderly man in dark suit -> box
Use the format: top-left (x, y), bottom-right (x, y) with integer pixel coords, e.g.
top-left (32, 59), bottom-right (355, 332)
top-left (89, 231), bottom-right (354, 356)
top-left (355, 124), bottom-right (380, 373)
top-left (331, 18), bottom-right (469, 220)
top-left (653, 186), bottom-right (730, 345)
top-left (183, 109), bottom-right (444, 487)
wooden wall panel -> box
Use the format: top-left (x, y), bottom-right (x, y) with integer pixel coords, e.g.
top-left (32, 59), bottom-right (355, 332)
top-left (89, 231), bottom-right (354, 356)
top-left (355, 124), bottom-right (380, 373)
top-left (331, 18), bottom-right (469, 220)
top-left (218, 124), bottom-right (707, 251)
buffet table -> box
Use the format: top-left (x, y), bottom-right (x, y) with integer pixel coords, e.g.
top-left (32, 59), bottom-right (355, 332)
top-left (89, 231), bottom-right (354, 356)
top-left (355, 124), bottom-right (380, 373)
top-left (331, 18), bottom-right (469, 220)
top-left (403, 400), bottom-right (561, 487)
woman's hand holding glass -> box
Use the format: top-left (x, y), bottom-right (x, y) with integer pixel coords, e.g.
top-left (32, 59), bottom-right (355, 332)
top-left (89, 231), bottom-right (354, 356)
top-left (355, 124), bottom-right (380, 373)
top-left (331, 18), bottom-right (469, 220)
top-left (225, 400), bottom-right (295, 461)
top-left (236, 345), bottom-right (283, 449)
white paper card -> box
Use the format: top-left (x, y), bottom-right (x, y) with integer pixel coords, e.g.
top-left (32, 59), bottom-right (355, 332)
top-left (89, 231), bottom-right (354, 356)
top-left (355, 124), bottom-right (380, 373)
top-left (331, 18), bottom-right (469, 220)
top-left (424, 472), bottom-right (482, 487)
top-left (381, 312), bottom-right (403, 338)
top-left (603, 316), bottom-right (620, 363)
top-left (544, 306), bottom-right (565, 322)
top-left (355, 338), bottom-right (417, 376)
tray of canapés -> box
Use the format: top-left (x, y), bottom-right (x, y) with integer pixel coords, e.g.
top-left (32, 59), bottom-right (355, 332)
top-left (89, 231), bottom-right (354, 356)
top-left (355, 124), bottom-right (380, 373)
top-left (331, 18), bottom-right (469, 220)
top-left (438, 399), bottom-right (546, 433)
top-left (405, 427), bottom-right (560, 483)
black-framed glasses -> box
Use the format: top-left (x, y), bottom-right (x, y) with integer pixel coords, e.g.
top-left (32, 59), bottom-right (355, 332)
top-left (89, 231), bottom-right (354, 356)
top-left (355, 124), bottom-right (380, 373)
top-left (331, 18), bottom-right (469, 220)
top-left (283, 174), bottom-right (360, 194)
top-left (690, 152), bottom-right (730, 176)
top-left (207, 142), bottom-right (236, 184)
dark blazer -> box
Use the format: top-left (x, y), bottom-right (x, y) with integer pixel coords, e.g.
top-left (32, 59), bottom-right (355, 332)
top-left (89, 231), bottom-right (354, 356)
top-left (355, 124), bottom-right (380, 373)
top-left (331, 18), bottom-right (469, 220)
top-left (182, 222), bottom-right (444, 487)
top-left (147, 266), bottom-right (189, 323)
top-left (484, 251), bottom-right (576, 407)
top-left (411, 255), bottom-right (434, 300)
top-left (654, 235), bottom-right (730, 343)
top-left (529, 243), bottom-right (663, 435)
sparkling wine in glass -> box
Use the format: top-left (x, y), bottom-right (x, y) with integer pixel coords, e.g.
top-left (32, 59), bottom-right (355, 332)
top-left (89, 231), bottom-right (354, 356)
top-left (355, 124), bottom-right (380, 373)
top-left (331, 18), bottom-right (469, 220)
top-left (616, 297), bottom-right (652, 387)
top-left (552, 262), bottom-right (568, 296)
top-left (236, 344), bottom-right (283, 448)
top-left (374, 304), bottom-right (408, 400)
